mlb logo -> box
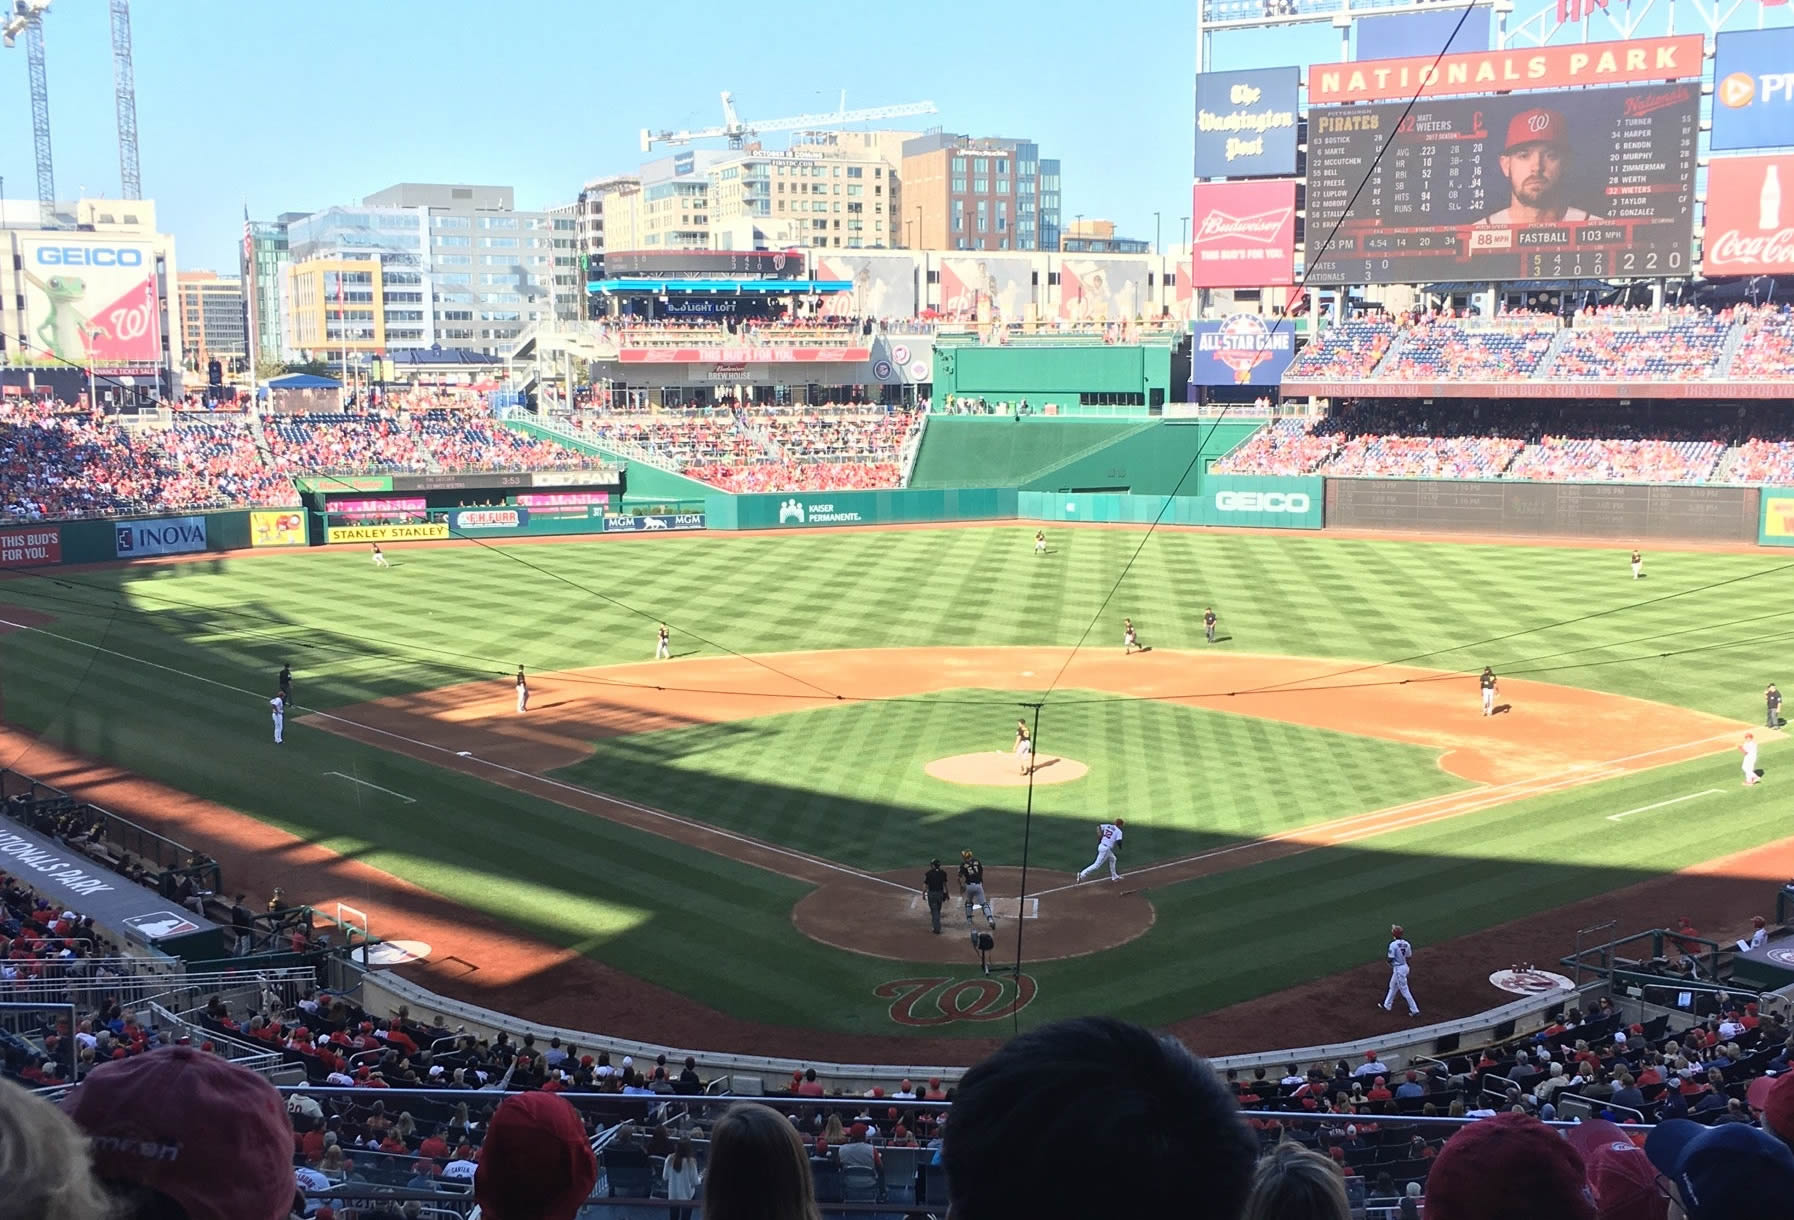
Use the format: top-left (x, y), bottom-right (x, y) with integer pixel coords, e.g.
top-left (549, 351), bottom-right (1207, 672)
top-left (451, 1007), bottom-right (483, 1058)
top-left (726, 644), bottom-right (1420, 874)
top-left (124, 910), bottom-right (200, 940)
top-left (115, 526), bottom-right (134, 553)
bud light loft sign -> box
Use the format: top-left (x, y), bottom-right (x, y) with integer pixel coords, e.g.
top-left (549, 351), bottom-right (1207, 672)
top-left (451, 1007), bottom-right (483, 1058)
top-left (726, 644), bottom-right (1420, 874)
top-left (115, 516), bottom-right (208, 559)
top-left (1190, 316), bottom-right (1297, 386)
top-left (1194, 67), bottom-right (1301, 179)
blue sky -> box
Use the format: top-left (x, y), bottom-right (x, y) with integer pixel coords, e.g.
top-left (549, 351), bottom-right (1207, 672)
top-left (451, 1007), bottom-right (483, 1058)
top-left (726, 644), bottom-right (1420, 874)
top-left (2, 1), bottom-right (1782, 274)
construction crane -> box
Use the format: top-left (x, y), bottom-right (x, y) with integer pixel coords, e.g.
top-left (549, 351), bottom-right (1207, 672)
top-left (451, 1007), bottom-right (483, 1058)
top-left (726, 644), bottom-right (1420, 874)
top-left (110, 0), bottom-right (140, 199)
top-left (2, 0), bottom-right (56, 225)
top-left (641, 90), bottom-right (937, 154)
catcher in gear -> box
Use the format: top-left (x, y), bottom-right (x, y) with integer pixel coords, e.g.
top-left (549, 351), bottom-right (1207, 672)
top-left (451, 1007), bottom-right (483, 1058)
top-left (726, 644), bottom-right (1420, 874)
top-left (958, 850), bottom-right (995, 928)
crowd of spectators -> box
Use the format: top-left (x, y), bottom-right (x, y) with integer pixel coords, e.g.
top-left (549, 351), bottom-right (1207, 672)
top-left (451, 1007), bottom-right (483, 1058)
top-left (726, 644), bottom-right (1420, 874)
top-left (264, 408), bottom-right (587, 476)
top-left (1215, 401), bottom-right (1794, 484)
top-left (559, 400), bottom-right (920, 493)
top-left (1553, 308), bottom-right (1732, 382)
top-left (1379, 317), bottom-right (1559, 382)
top-left (1732, 304), bottom-right (1794, 381)
top-left (1283, 317), bottom-right (1398, 379)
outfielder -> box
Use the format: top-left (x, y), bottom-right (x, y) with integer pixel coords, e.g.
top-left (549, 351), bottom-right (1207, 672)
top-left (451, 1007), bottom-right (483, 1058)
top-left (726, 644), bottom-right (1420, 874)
top-left (1479, 667), bottom-right (1498, 717)
top-left (1630, 548), bottom-right (1643, 580)
top-left (1013, 719), bottom-right (1033, 775)
top-left (1034, 530), bottom-right (1047, 556)
top-left (1742, 732), bottom-right (1761, 786)
top-left (1123, 617), bottom-right (1140, 655)
top-left (371, 542), bottom-right (390, 568)
top-left (1076, 819), bottom-right (1125, 882)
top-left (656, 623), bottom-right (671, 660)
top-left (1381, 924), bottom-right (1419, 1016)
top-left (270, 693), bottom-right (286, 745)
top-left (1204, 607), bottom-right (1217, 644)
top-left (959, 850), bottom-right (996, 930)
top-left (515, 666), bottom-right (529, 714)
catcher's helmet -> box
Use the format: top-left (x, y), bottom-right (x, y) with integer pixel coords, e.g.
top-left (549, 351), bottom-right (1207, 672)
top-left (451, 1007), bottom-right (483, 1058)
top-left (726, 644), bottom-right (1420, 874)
top-left (962, 849), bottom-right (973, 859)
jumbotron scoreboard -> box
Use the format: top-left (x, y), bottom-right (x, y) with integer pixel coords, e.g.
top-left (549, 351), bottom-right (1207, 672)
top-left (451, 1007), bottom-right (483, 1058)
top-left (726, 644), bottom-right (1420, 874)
top-left (1305, 82), bottom-right (1699, 284)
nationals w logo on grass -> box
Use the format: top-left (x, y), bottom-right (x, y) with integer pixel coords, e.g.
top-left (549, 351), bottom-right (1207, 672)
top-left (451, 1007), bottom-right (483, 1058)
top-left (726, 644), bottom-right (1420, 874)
top-left (875, 975), bottom-right (1037, 1027)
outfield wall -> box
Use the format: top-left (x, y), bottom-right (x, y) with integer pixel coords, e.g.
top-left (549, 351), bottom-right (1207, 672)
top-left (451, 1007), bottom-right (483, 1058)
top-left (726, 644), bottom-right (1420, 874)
top-left (706, 488), bottom-right (1016, 530)
top-left (1326, 480), bottom-right (1761, 543)
top-left (0, 508), bottom-right (309, 569)
top-left (1020, 475), bottom-right (1323, 530)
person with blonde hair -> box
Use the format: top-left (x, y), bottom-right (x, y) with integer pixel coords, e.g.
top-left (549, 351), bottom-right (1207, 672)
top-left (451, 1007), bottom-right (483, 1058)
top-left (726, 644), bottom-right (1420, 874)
top-left (1243, 1140), bottom-right (1352, 1220)
top-left (0, 1077), bottom-right (114, 1220)
top-left (702, 1102), bottom-right (821, 1220)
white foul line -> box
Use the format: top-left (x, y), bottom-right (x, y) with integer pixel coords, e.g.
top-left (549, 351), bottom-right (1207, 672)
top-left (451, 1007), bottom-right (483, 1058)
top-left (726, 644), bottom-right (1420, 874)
top-left (0, 617), bottom-right (910, 895)
top-left (1606, 788), bottom-right (1722, 822)
top-left (324, 771), bottom-right (417, 804)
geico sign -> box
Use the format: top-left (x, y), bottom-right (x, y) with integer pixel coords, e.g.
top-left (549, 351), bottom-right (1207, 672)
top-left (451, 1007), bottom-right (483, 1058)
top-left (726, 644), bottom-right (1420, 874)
top-left (1215, 491), bottom-right (1310, 513)
top-left (33, 246), bottom-right (146, 267)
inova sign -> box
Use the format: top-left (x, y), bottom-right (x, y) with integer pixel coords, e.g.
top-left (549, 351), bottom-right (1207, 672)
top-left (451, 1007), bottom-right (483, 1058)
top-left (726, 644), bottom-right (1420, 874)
top-left (115, 516), bottom-right (208, 558)
top-left (1215, 491), bottom-right (1311, 513)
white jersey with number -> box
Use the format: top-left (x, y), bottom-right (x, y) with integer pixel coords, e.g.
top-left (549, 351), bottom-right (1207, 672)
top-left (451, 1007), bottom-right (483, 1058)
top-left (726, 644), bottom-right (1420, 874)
top-left (1098, 823), bottom-right (1124, 848)
top-left (1388, 938), bottom-right (1413, 968)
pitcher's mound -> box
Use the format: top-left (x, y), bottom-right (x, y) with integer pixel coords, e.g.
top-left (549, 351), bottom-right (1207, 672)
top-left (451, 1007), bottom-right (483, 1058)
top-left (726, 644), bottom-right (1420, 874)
top-left (926, 752), bottom-right (1089, 787)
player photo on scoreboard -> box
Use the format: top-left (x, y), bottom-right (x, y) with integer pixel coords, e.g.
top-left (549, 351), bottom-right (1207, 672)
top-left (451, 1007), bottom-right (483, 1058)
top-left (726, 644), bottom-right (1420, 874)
top-left (1304, 81), bottom-right (1698, 283)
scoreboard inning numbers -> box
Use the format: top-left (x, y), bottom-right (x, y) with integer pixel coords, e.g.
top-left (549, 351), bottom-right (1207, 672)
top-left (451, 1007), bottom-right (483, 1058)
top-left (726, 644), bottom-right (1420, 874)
top-left (1305, 83), bottom-right (1699, 284)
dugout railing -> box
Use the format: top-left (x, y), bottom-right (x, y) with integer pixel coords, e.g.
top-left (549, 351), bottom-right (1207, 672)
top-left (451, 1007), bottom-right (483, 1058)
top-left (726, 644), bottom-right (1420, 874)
top-left (1, 766), bottom-right (221, 895)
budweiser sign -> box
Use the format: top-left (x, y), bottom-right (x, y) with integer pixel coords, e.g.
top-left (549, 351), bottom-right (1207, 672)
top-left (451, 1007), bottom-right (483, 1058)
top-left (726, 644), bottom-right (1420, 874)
top-left (1190, 180), bottom-right (1296, 289)
top-left (1702, 154), bottom-right (1794, 275)
top-left (1195, 207), bottom-right (1293, 244)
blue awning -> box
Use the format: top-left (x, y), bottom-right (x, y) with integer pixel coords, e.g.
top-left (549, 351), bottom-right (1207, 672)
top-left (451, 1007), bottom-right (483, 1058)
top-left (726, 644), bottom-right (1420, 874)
top-left (588, 279), bottom-right (853, 294)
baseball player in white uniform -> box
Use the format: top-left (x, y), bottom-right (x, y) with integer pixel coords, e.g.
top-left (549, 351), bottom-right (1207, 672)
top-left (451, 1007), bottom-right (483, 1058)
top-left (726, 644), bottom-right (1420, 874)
top-left (515, 666), bottom-right (529, 714)
top-left (1381, 924), bottom-right (1419, 1016)
top-left (1076, 819), bottom-right (1126, 882)
top-left (270, 694), bottom-right (286, 745)
top-left (656, 623), bottom-right (671, 660)
top-left (1742, 733), bottom-right (1761, 785)
top-left (370, 542), bottom-right (390, 568)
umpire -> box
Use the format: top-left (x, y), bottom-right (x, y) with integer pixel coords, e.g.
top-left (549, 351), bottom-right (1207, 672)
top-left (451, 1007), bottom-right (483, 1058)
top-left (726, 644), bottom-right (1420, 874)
top-left (923, 858), bottom-right (949, 934)
top-left (1769, 683), bottom-right (1783, 730)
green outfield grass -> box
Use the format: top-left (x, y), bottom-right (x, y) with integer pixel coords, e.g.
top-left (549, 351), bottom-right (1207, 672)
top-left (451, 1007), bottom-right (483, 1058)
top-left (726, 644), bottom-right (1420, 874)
top-left (0, 525), bottom-right (1789, 1037)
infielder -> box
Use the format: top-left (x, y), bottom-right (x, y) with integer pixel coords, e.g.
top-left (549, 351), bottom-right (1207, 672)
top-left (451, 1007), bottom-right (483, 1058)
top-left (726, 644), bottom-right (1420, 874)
top-left (515, 666), bottom-right (529, 714)
top-left (270, 693), bottom-right (286, 745)
top-left (1013, 719), bottom-right (1033, 775)
top-left (1034, 530), bottom-right (1047, 556)
top-left (1381, 924), bottom-right (1419, 1016)
top-left (1630, 548), bottom-right (1643, 580)
top-left (959, 850), bottom-right (996, 929)
top-left (1123, 618), bottom-right (1140, 655)
top-left (1479, 667), bottom-right (1498, 717)
top-left (1742, 732), bottom-right (1761, 786)
top-left (656, 623), bottom-right (671, 660)
top-left (371, 542), bottom-right (390, 568)
top-left (1076, 819), bottom-right (1126, 882)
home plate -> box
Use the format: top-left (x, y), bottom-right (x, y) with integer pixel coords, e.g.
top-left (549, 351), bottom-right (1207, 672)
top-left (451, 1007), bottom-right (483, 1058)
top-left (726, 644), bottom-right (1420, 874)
top-left (356, 939), bottom-right (433, 966)
top-left (909, 895), bottom-right (1038, 919)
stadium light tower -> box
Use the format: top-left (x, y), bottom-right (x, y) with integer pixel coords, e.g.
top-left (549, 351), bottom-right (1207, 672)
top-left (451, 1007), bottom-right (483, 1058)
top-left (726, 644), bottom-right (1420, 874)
top-left (3, 0), bottom-right (57, 226)
top-left (110, 0), bottom-right (141, 199)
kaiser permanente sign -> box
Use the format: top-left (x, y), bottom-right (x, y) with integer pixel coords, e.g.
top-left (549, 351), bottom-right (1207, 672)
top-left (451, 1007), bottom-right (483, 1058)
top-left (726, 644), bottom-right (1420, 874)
top-left (1309, 34), bottom-right (1703, 104)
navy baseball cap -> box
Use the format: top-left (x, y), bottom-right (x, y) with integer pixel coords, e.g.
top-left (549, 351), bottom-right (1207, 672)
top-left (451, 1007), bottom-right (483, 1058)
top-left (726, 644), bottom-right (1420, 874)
top-left (1643, 1119), bottom-right (1794, 1219)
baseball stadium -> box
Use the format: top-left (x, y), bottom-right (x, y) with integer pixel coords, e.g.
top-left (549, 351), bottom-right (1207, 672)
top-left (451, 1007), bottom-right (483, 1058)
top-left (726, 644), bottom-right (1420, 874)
top-left (5, 2), bottom-right (1794, 1218)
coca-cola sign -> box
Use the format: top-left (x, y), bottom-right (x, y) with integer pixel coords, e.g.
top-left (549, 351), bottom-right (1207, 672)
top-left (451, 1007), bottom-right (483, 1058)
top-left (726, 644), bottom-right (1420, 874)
top-left (1191, 180), bottom-right (1297, 289)
top-left (1702, 154), bottom-right (1794, 275)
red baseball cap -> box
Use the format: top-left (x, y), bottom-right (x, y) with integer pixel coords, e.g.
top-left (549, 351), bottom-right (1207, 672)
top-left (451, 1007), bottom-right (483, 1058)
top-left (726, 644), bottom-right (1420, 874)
top-left (1426, 1112), bottom-right (1596, 1220)
top-left (1505, 108), bottom-right (1570, 151)
top-left (61, 1047), bottom-right (298, 1220)
top-left (1757, 1072), bottom-right (1794, 1146)
top-left (1565, 1119), bottom-right (1666, 1220)
top-left (473, 1092), bottom-right (598, 1220)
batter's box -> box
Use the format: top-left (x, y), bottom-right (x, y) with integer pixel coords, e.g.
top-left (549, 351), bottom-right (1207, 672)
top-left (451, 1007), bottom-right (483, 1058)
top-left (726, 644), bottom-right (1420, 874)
top-left (909, 895), bottom-right (1039, 920)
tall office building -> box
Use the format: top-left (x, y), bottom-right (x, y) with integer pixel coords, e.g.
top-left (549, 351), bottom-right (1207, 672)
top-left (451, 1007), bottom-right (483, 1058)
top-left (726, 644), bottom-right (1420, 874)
top-left (176, 271), bottom-right (247, 369)
top-left (280, 183), bottom-right (575, 370)
top-left (239, 216), bottom-right (293, 366)
top-left (900, 133), bottom-right (1061, 252)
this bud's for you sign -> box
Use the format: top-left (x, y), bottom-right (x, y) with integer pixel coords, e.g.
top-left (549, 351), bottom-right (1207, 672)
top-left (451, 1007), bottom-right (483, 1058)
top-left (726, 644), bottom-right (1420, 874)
top-left (1190, 180), bottom-right (1298, 289)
